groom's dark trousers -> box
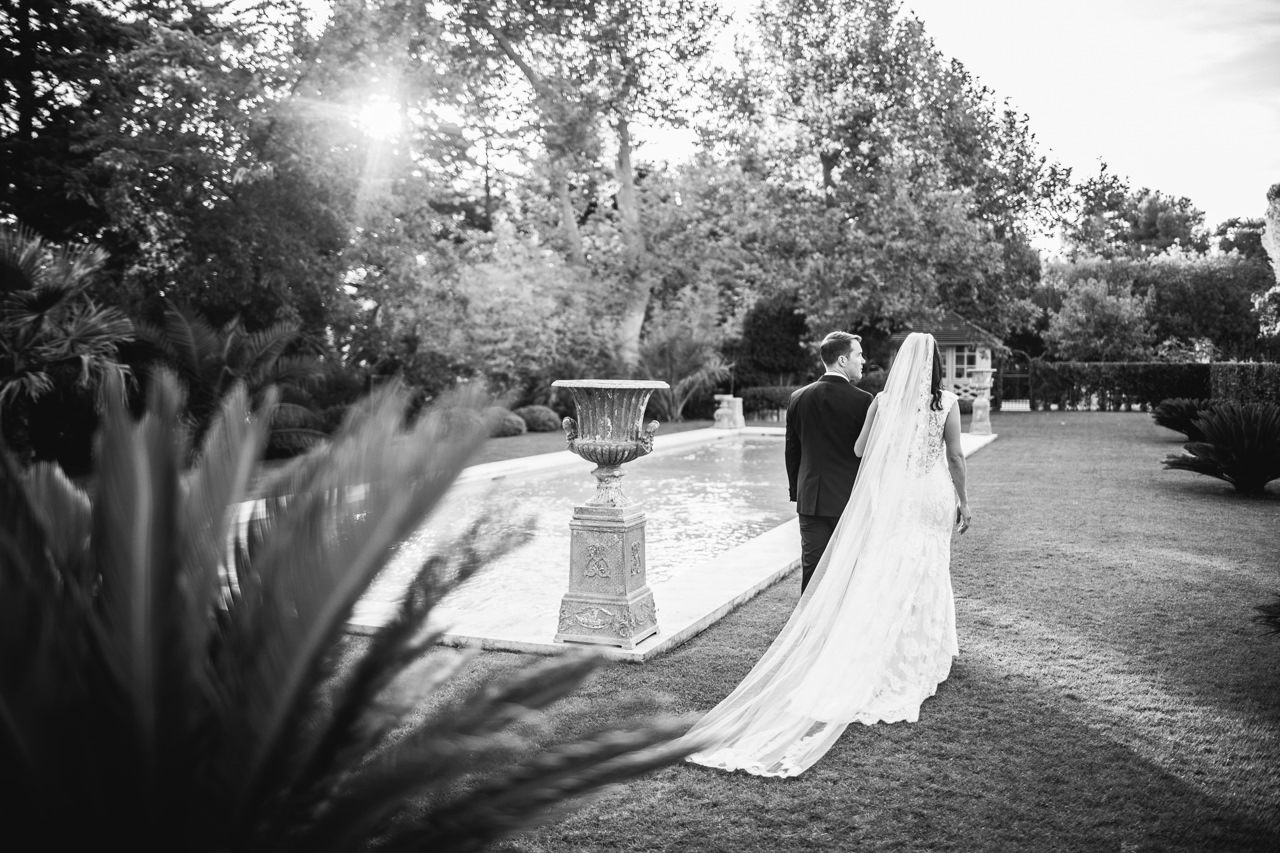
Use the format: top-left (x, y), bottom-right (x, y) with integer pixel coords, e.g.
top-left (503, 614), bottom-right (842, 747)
top-left (785, 374), bottom-right (873, 592)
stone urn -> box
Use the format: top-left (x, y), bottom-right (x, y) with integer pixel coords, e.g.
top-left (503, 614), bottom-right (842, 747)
top-left (967, 368), bottom-right (996, 435)
top-left (551, 379), bottom-right (669, 649)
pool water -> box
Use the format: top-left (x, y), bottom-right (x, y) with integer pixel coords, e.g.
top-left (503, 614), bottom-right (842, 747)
top-left (365, 437), bottom-right (794, 614)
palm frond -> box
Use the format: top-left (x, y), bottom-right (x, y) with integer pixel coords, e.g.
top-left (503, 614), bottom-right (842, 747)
top-left (0, 445), bottom-right (68, 785)
top-left (1151, 397), bottom-right (1213, 442)
top-left (178, 381), bottom-right (271, 696)
top-left (41, 239), bottom-right (108, 297)
top-left (376, 717), bottom-right (704, 853)
top-left (242, 322), bottom-right (301, 377)
top-left (260, 354), bottom-right (326, 390)
top-left (159, 302), bottom-right (222, 383)
top-left (215, 383), bottom-right (494, 829)
top-left (0, 370), bottom-right (55, 406)
top-left (20, 461), bottom-right (92, 570)
top-left (283, 516), bottom-right (531, 836)
top-left (0, 224), bottom-right (45, 295)
top-left (298, 653), bottom-right (606, 853)
top-left (1162, 402), bottom-right (1280, 495)
top-left (89, 371), bottom-right (187, 770)
top-left (59, 301), bottom-right (135, 357)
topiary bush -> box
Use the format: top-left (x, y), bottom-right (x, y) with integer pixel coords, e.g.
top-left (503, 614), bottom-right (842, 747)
top-left (485, 406), bottom-right (528, 438)
top-left (1162, 401), bottom-right (1280, 495)
top-left (1152, 397), bottom-right (1215, 442)
top-left (513, 404), bottom-right (563, 432)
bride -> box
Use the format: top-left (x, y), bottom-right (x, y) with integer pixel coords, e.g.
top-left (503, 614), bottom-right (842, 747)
top-left (685, 332), bottom-right (972, 777)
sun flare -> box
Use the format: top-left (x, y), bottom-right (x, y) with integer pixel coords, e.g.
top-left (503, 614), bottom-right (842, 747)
top-left (354, 97), bottom-right (402, 141)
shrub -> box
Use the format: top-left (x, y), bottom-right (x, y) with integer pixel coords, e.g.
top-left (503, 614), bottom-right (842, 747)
top-left (0, 373), bottom-right (701, 851)
top-left (485, 406), bottom-right (528, 437)
top-left (1162, 402), bottom-right (1280, 495)
top-left (1151, 398), bottom-right (1215, 441)
top-left (857, 368), bottom-right (887, 396)
top-left (513, 404), bottom-right (563, 432)
top-left (1211, 362), bottom-right (1280, 406)
top-left (958, 398), bottom-right (974, 416)
top-left (740, 385), bottom-right (800, 417)
top-left (1031, 361), bottom-right (1211, 411)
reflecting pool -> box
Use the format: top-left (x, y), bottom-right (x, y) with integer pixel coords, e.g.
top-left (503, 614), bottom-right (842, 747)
top-left (364, 437), bottom-right (793, 616)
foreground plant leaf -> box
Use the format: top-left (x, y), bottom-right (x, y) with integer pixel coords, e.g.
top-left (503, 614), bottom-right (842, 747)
top-left (0, 371), bottom-right (704, 853)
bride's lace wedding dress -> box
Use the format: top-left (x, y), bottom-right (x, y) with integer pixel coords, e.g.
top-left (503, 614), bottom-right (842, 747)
top-left (685, 334), bottom-right (960, 778)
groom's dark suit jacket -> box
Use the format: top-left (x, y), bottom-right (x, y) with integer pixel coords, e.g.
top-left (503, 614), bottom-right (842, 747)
top-left (785, 375), bottom-right (874, 517)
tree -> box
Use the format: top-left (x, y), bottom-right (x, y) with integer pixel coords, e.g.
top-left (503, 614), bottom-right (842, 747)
top-left (696, 0), bottom-right (1065, 341)
top-left (1062, 163), bottom-right (1209, 259)
top-left (1258, 182), bottom-right (1280, 337)
top-left (0, 224), bottom-right (133, 462)
top-left (1139, 249), bottom-right (1270, 360)
top-left (0, 0), bottom-right (136, 241)
top-left (1042, 277), bottom-right (1153, 361)
top-left (0, 372), bottom-right (703, 852)
top-left (639, 281), bottom-right (733, 420)
top-left (1, 1), bottom-right (364, 338)
top-left (1214, 217), bottom-right (1268, 261)
top-left (457, 0), bottom-right (728, 369)
top-left (730, 290), bottom-right (812, 387)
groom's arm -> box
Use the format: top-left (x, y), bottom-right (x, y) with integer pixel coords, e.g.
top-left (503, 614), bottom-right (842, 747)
top-left (785, 394), bottom-right (801, 501)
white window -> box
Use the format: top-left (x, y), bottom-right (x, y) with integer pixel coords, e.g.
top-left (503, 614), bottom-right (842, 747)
top-left (948, 345), bottom-right (977, 383)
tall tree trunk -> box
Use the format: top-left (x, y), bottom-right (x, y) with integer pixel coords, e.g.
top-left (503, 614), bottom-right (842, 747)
top-left (553, 164), bottom-right (585, 264)
top-left (613, 112), bottom-right (648, 371)
top-left (820, 149), bottom-right (839, 207)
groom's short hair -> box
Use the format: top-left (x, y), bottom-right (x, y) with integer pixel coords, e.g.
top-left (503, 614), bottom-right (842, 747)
top-left (819, 331), bottom-right (861, 366)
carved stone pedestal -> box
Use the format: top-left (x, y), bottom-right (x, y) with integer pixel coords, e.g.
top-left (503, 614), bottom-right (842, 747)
top-left (555, 503), bottom-right (658, 649)
top-left (967, 368), bottom-right (995, 435)
top-left (550, 378), bottom-right (668, 649)
top-left (970, 395), bottom-right (992, 435)
top-left (713, 394), bottom-right (746, 429)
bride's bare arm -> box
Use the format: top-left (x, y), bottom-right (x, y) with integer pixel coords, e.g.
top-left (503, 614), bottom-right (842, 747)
top-left (854, 397), bottom-right (880, 457)
top-left (942, 403), bottom-right (971, 532)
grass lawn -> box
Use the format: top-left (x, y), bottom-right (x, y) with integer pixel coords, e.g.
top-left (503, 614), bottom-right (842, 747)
top-left (371, 412), bottom-right (1280, 852)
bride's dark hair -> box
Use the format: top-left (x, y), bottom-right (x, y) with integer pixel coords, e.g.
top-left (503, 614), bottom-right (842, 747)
top-left (929, 344), bottom-right (943, 411)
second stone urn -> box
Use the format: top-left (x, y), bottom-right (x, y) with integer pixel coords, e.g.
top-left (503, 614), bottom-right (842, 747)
top-left (551, 379), bottom-right (669, 649)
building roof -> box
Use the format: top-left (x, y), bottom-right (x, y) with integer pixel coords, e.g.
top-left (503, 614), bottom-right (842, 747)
top-left (889, 311), bottom-right (999, 347)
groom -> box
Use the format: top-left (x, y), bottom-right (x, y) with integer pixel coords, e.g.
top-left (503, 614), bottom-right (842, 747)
top-left (785, 331), bottom-right (872, 592)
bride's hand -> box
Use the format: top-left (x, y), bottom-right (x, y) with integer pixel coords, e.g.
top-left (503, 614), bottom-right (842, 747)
top-left (955, 503), bottom-right (972, 534)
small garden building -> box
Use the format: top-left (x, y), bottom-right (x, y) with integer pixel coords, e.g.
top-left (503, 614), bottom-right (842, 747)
top-left (889, 311), bottom-right (999, 401)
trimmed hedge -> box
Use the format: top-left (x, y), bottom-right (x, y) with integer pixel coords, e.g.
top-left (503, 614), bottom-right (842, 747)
top-left (740, 385), bottom-right (799, 415)
top-left (743, 372), bottom-right (956, 415)
top-left (1030, 362), bottom-right (1211, 412)
top-left (1210, 362), bottom-right (1280, 405)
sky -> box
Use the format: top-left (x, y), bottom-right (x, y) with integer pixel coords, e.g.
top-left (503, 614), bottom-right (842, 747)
top-left (890, 0), bottom-right (1280, 228)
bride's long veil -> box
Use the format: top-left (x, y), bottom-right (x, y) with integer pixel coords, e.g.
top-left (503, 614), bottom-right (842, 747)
top-left (684, 333), bottom-right (941, 777)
